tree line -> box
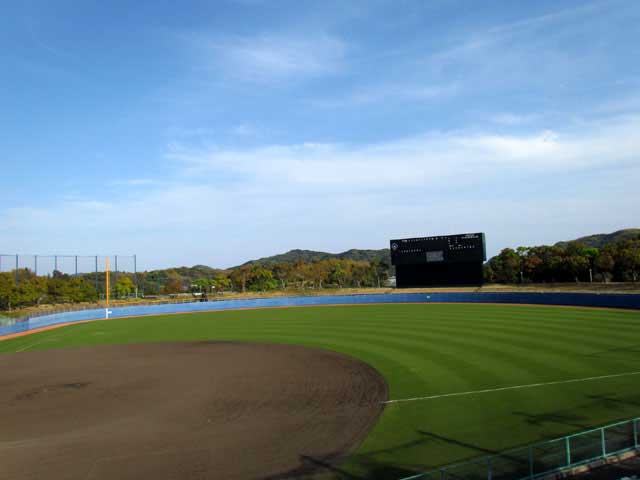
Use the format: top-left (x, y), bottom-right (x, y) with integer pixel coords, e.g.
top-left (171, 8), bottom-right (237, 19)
top-left (226, 258), bottom-right (390, 292)
top-left (142, 259), bottom-right (391, 294)
top-left (0, 258), bottom-right (391, 310)
top-left (485, 237), bottom-right (640, 284)
top-left (1, 235), bottom-right (639, 311)
top-left (0, 269), bottom-right (98, 311)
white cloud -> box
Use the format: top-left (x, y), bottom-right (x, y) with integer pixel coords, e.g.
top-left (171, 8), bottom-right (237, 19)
top-left (231, 124), bottom-right (259, 136)
top-left (3, 115), bottom-right (638, 268)
top-left (311, 83), bottom-right (456, 108)
top-left (595, 92), bottom-right (640, 115)
top-left (167, 115), bottom-right (640, 192)
top-left (488, 2), bottom-right (605, 35)
top-left (414, 1), bottom-right (636, 98)
top-left (490, 113), bottom-right (539, 126)
top-left (110, 179), bottom-right (155, 187)
top-left (203, 33), bottom-right (346, 81)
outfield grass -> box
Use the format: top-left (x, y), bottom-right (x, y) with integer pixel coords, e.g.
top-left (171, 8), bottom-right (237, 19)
top-left (2, 304), bottom-right (640, 479)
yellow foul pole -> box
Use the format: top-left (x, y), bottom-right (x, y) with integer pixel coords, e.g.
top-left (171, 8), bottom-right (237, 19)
top-left (106, 257), bottom-right (110, 308)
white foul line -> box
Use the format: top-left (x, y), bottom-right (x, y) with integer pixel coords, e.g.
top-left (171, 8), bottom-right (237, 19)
top-left (14, 338), bottom-right (50, 352)
top-left (383, 371), bottom-right (640, 404)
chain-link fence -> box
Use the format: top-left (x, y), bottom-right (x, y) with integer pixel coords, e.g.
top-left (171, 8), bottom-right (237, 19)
top-left (0, 254), bottom-right (137, 298)
top-left (400, 418), bottom-right (640, 480)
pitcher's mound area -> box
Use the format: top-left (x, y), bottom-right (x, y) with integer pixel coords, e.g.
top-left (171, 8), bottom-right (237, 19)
top-left (1, 342), bottom-right (387, 479)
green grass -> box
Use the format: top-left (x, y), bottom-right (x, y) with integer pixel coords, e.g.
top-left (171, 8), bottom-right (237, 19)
top-left (2, 304), bottom-right (640, 479)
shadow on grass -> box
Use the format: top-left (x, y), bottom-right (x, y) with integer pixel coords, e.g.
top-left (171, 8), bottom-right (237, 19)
top-left (512, 410), bottom-right (590, 430)
top-left (583, 344), bottom-right (640, 358)
top-left (261, 453), bottom-right (420, 480)
top-left (415, 430), bottom-right (499, 456)
top-left (585, 393), bottom-right (640, 409)
top-left (329, 429), bottom-right (502, 480)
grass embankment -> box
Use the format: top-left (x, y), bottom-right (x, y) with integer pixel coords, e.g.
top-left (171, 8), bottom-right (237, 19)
top-left (2, 304), bottom-right (639, 478)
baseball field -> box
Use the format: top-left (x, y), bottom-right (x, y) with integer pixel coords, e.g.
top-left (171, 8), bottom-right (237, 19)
top-left (2, 303), bottom-right (640, 479)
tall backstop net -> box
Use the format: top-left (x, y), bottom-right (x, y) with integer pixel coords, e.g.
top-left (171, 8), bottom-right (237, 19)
top-left (0, 254), bottom-right (138, 299)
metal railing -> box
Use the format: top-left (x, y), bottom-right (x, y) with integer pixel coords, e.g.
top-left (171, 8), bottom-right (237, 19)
top-left (400, 418), bottom-right (639, 480)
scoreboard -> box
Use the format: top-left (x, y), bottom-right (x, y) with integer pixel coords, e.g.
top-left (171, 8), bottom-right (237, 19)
top-left (390, 233), bottom-right (486, 265)
top-left (390, 233), bottom-right (486, 287)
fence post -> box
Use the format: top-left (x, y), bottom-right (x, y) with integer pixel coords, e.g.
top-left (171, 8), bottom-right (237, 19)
top-left (35, 255), bottom-right (38, 276)
top-left (134, 254), bottom-right (138, 298)
top-left (15, 254), bottom-right (19, 284)
top-left (528, 445), bottom-right (534, 478)
top-left (565, 437), bottom-right (571, 466)
top-left (634, 419), bottom-right (638, 448)
top-left (601, 427), bottom-right (606, 457)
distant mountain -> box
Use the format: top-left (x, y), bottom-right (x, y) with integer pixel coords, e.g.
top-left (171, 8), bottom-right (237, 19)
top-left (235, 248), bottom-right (391, 268)
top-left (143, 264), bottom-right (227, 278)
top-left (555, 229), bottom-right (640, 249)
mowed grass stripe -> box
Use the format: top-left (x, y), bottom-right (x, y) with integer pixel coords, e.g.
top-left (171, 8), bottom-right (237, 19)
top-left (380, 314), bottom-right (640, 362)
top-left (1, 303), bottom-right (639, 479)
top-left (231, 319), bottom-right (632, 383)
top-left (284, 325), bottom-right (569, 394)
top-left (294, 317), bottom-right (619, 363)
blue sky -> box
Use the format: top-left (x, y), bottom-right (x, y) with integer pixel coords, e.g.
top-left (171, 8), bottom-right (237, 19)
top-left (1, 0), bottom-right (639, 270)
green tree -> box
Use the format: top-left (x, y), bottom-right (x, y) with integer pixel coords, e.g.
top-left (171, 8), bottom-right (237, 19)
top-left (247, 266), bottom-right (277, 291)
top-left (615, 239), bottom-right (640, 282)
top-left (487, 248), bottom-right (521, 283)
top-left (371, 259), bottom-right (390, 288)
top-left (329, 261), bottom-right (347, 287)
top-left (595, 252), bottom-right (615, 282)
top-left (163, 277), bottom-right (183, 294)
top-left (115, 276), bottom-right (135, 297)
top-left (211, 275), bottom-right (231, 293)
top-left (190, 277), bottom-right (210, 294)
top-left (0, 272), bottom-right (17, 310)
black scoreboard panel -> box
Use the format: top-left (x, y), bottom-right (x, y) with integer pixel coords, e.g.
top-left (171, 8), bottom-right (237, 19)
top-left (395, 262), bottom-right (484, 287)
top-left (390, 233), bottom-right (486, 266)
top-left (390, 233), bottom-right (486, 287)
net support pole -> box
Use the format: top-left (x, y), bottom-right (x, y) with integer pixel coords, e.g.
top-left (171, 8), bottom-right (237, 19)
top-left (134, 254), bottom-right (138, 298)
top-left (601, 428), bottom-right (606, 457)
top-left (95, 256), bottom-right (98, 292)
top-left (528, 445), bottom-right (534, 478)
top-left (634, 419), bottom-right (638, 448)
top-left (35, 255), bottom-right (38, 276)
top-left (15, 254), bottom-right (18, 284)
top-left (54, 255), bottom-right (58, 272)
top-left (115, 255), bottom-right (118, 298)
top-left (75, 256), bottom-right (78, 276)
top-left (565, 437), bottom-right (571, 466)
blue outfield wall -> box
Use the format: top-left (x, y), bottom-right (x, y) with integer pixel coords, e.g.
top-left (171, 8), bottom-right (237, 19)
top-left (1, 292), bottom-right (640, 338)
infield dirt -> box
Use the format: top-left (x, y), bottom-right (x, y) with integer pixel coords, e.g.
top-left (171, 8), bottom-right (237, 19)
top-left (0, 342), bottom-right (387, 479)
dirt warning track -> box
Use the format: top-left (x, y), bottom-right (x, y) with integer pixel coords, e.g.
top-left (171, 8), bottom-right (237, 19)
top-left (0, 342), bottom-right (387, 479)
